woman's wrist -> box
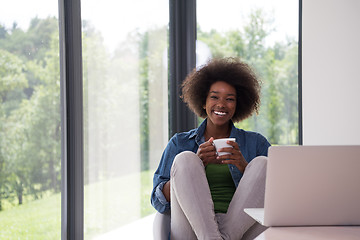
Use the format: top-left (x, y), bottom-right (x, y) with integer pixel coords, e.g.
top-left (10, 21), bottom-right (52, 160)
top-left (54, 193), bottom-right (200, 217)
top-left (162, 181), bottom-right (171, 202)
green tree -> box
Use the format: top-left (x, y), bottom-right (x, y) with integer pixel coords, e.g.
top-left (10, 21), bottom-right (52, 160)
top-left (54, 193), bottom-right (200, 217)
top-left (277, 41), bottom-right (299, 143)
top-left (0, 17), bottom-right (58, 62)
top-left (82, 20), bottom-right (110, 184)
top-left (139, 31), bottom-right (150, 171)
top-left (1, 19), bottom-right (61, 206)
top-left (0, 49), bottom-right (28, 209)
top-left (22, 32), bottom-right (61, 193)
top-left (0, 49), bottom-right (28, 114)
top-left (0, 17), bottom-right (58, 102)
top-left (198, 9), bottom-right (298, 145)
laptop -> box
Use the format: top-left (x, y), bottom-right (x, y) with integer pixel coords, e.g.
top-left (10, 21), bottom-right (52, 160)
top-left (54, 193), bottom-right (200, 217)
top-left (245, 145), bottom-right (360, 227)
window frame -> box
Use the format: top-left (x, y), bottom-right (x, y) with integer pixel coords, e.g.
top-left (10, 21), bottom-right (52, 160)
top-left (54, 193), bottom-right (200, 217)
top-left (59, 0), bottom-right (84, 239)
top-left (298, 0), bottom-right (303, 145)
top-left (169, 0), bottom-right (198, 136)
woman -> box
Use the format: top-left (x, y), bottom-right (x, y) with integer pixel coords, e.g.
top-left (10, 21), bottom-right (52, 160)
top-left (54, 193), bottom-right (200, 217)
top-left (151, 57), bottom-right (271, 239)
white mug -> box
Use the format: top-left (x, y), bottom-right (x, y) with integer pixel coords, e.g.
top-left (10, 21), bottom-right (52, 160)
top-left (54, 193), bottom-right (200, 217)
top-left (212, 138), bottom-right (236, 156)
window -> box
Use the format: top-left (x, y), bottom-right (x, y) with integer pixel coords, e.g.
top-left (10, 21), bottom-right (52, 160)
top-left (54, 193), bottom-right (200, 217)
top-left (0, 0), bottom-right (61, 238)
top-left (0, 0), bottom-right (300, 239)
top-left (81, 0), bottom-right (169, 238)
top-left (197, 0), bottom-right (299, 144)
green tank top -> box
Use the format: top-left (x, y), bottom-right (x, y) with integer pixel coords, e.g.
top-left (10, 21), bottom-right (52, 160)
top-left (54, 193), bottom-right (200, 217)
top-left (205, 164), bottom-right (236, 213)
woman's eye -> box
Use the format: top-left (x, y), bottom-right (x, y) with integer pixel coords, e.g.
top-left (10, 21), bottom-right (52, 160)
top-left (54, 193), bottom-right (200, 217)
top-left (210, 96), bottom-right (218, 99)
top-left (227, 98), bottom-right (235, 101)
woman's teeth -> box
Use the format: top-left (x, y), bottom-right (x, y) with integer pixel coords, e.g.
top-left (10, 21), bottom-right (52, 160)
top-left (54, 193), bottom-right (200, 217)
top-left (214, 111), bottom-right (226, 116)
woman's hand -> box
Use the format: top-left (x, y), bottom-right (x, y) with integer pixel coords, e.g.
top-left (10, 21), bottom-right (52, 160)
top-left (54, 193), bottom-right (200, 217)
top-left (217, 140), bottom-right (248, 173)
top-left (196, 137), bottom-right (219, 166)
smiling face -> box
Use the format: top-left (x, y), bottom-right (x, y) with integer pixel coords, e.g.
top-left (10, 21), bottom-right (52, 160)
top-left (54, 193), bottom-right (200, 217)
top-left (204, 81), bottom-right (237, 128)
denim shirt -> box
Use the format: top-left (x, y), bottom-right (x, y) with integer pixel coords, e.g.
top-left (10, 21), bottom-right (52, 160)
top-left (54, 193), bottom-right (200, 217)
top-left (151, 119), bottom-right (271, 213)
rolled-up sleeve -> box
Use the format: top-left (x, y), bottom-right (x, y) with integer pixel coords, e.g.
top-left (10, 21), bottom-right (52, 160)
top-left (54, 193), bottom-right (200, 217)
top-left (155, 182), bottom-right (169, 206)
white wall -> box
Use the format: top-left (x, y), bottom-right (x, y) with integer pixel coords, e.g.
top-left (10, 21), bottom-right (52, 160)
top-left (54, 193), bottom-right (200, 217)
top-left (302, 0), bottom-right (360, 145)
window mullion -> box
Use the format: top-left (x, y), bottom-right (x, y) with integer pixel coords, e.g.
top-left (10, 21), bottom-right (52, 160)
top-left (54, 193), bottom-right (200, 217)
top-left (169, 0), bottom-right (198, 137)
top-left (59, 0), bottom-right (84, 239)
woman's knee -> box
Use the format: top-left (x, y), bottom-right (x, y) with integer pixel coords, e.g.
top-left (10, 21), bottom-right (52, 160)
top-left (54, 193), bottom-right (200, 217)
top-left (171, 151), bottom-right (204, 177)
top-left (246, 156), bottom-right (268, 173)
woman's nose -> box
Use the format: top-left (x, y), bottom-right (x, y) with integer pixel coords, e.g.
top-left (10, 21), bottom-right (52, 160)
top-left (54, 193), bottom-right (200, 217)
top-left (216, 99), bottom-right (225, 108)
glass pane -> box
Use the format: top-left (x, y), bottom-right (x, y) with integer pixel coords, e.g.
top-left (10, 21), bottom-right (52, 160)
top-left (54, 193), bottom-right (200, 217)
top-left (81, 0), bottom-right (169, 238)
top-left (0, 1), bottom-right (61, 239)
top-left (197, 0), bottom-right (299, 145)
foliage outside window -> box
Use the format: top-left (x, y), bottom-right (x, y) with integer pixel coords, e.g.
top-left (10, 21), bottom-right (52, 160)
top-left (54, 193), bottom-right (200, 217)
top-left (0, 17), bottom-right (61, 239)
top-left (197, 8), bottom-right (298, 145)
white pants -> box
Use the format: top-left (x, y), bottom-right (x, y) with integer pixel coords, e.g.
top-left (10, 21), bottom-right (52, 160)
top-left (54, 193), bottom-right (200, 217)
top-left (170, 151), bottom-right (268, 240)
